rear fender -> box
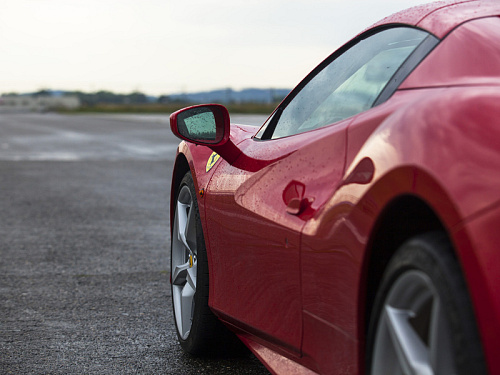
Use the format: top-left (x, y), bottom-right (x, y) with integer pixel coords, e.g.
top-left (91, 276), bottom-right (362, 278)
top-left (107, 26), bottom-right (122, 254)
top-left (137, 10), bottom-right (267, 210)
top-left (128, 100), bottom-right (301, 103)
top-left (344, 86), bottom-right (500, 365)
top-left (301, 86), bottom-right (500, 365)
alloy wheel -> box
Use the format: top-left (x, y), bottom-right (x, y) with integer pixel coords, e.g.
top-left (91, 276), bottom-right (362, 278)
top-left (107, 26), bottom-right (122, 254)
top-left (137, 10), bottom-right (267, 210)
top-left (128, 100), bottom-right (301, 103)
top-left (371, 270), bottom-right (456, 375)
top-left (171, 184), bottom-right (198, 340)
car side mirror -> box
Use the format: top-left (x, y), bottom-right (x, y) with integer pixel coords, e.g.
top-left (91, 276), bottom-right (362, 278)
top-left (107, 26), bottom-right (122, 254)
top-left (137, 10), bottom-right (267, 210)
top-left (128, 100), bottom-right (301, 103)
top-left (170, 104), bottom-right (230, 146)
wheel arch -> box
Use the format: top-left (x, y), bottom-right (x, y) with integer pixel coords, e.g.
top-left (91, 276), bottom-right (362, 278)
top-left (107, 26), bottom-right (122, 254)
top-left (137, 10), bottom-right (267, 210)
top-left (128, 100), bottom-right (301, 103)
top-left (170, 152), bottom-right (190, 234)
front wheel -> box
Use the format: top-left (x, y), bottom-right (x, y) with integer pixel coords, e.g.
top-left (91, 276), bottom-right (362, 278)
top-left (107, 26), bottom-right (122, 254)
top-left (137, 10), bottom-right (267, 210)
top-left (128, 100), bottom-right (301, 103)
top-left (171, 172), bottom-right (238, 355)
top-left (367, 232), bottom-right (487, 375)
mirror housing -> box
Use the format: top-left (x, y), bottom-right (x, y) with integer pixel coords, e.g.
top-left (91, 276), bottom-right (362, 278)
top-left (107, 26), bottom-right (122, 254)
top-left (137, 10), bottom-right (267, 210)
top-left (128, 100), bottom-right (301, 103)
top-left (170, 103), bottom-right (292, 172)
top-left (170, 104), bottom-right (242, 164)
top-left (170, 104), bottom-right (230, 146)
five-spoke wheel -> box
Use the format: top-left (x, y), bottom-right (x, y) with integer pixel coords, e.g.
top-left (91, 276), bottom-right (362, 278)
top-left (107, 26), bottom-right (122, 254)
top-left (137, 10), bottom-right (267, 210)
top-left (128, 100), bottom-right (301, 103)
top-left (171, 172), bottom-right (239, 355)
top-left (172, 180), bottom-right (198, 340)
top-left (368, 233), bottom-right (487, 375)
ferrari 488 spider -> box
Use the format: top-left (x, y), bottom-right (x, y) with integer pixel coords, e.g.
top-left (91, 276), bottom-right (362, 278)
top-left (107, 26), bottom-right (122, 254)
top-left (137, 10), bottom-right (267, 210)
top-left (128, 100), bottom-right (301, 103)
top-left (169, 1), bottom-right (500, 374)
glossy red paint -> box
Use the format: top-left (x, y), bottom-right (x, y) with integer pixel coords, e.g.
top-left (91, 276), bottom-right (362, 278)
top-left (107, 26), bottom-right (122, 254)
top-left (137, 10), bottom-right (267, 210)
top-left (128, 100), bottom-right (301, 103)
top-left (370, 0), bottom-right (500, 38)
top-left (170, 2), bottom-right (500, 374)
top-left (417, 0), bottom-right (500, 37)
top-left (400, 17), bottom-right (500, 89)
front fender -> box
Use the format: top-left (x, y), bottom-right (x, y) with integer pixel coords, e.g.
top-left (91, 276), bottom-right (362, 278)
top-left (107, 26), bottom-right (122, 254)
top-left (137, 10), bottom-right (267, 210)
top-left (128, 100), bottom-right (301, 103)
top-left (170, 141), bottom-right (216, 236)
top-left (170, 123), bottom-right (258, 246)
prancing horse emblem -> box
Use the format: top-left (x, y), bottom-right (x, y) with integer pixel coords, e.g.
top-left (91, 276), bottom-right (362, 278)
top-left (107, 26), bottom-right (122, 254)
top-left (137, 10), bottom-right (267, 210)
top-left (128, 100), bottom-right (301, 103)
top-left (206, 152), bottom-right (220, 172)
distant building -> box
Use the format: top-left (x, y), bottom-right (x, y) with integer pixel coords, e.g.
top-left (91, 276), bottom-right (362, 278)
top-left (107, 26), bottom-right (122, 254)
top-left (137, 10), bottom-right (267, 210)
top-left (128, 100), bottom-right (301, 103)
top-left (0, 95), bottom-right (80, 112)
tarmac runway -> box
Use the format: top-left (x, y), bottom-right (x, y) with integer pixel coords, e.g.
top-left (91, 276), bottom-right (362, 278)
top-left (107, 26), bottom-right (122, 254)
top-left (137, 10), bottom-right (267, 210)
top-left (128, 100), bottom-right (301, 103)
top-left (0, 112), bottom-right (269, 374)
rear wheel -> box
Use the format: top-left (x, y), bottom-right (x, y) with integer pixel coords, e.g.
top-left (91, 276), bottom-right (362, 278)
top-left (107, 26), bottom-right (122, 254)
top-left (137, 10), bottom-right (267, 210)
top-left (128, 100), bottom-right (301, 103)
top-left (367, 232), bottom-right (487, 375)
top-left (171, 172), bottom-right (238, 355)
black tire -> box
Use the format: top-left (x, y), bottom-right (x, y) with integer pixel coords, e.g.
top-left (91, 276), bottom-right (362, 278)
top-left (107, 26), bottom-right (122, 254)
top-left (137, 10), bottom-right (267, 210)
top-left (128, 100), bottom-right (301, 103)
top-left (366, 232), bottom-right (487, 375)
top-left (171, 172), bottom-right (240, 356)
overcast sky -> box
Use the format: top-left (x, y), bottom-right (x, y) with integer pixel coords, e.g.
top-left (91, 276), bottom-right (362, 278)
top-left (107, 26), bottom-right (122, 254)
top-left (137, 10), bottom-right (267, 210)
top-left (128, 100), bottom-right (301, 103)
top-left (0, 0), bottom-right (435, 95)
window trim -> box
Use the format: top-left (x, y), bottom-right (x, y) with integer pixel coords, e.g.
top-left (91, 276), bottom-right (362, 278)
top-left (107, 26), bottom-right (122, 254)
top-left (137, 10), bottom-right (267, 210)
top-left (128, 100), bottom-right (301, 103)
top-left (373, 33), bottom-right (439, 105)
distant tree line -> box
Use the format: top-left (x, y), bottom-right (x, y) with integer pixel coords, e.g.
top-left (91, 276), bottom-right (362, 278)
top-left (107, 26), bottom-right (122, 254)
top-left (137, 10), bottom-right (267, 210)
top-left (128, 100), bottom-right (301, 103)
top-left (2, 90), bottom-right (152, 106)
top-left (1, 88), bottom-right (290, 109)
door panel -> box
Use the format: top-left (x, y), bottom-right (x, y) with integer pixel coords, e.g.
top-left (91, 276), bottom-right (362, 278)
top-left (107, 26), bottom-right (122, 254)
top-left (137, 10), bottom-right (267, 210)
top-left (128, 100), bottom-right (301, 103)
top-left (205, 120), bottom-right (349, 354)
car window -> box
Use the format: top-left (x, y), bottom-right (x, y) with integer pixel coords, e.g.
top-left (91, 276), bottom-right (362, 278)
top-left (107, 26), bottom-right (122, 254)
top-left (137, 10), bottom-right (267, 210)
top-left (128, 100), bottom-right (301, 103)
top-left (264, 27), bottom-right (430, 139)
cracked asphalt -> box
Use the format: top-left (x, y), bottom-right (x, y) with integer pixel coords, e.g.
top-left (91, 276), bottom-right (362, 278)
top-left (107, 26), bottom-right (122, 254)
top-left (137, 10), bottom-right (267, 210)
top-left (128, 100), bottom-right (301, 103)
top-left (0, 113), bottom-right (270, 374)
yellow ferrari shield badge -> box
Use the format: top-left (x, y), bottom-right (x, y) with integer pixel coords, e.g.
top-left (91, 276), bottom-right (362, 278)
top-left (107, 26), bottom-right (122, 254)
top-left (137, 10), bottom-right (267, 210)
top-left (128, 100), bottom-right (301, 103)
top-left (206, 152), bottom-right (220, 172)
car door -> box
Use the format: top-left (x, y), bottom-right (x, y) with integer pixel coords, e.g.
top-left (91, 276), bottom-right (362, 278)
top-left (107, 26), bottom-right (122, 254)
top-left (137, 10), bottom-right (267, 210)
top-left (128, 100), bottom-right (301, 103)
top-left (204, 26), bottom-right (436, 358)
top-left (204, 118), bottom-right (349, 356)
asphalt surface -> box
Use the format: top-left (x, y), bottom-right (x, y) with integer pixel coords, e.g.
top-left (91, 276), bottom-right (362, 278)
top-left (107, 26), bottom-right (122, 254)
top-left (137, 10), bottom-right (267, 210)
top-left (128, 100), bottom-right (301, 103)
top-left (0, 113), bottom-right (270, 374)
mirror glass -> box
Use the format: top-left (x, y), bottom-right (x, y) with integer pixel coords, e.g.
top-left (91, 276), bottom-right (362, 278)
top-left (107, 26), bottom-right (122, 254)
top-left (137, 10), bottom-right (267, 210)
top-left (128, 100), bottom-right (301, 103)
top-left (177, 107), bottom-right (217, 142)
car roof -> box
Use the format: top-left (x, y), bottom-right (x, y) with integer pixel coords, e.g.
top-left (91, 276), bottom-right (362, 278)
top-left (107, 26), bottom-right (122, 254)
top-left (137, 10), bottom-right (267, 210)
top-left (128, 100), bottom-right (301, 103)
top-left (370, 0), bottom-right (500, 38)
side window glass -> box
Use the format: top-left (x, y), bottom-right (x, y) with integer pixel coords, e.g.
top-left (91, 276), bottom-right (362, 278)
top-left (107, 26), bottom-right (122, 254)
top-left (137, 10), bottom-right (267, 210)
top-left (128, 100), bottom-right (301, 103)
top-left (269, 27), bottom-right (429, 139)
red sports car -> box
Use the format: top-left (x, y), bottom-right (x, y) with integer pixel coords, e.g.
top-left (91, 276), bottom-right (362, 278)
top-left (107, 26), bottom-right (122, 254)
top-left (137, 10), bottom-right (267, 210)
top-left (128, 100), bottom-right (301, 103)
top-left (169, 1), bottom-right (500, 373)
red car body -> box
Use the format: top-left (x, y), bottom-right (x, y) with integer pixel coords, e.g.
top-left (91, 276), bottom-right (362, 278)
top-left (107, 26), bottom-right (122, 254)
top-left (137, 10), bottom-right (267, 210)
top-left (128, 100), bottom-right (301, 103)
top-left (170, 1), bottom-right (500, 374)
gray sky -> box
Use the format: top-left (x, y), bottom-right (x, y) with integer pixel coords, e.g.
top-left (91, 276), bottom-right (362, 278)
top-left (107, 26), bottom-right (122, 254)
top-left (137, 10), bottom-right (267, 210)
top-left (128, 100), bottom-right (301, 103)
top-left (0, 0), bottom-right (434, 95)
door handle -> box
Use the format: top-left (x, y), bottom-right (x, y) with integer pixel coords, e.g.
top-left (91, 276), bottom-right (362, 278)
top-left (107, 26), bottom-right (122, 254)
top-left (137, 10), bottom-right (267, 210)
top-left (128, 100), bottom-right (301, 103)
top-left (283, 180), bottom-right (314, 215)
